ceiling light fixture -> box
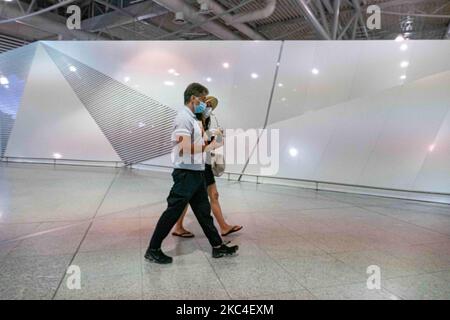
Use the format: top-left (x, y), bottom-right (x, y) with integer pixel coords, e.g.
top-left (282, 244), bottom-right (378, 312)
top-left (173, 12), bottom-right (186, 25)
top-left (0, 76), bottom-right (9, 85)
top-left (289, 148), bottom-right (298, 157)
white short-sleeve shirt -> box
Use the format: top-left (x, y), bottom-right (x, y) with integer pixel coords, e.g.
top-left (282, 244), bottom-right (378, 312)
top-left (171, 106), bottom-right (205, 171)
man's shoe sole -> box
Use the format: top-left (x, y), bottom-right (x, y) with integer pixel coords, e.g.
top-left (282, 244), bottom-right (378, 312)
top-left (212, 248), bottom-right (239, 259)
top-left (144, 255), bottom-right (172, 264)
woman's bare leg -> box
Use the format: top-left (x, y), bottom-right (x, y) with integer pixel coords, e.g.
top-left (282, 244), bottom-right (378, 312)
top-left (172, 205), bottom-right (193, 235)
top-left (207, 183), bottom-right (242, 235)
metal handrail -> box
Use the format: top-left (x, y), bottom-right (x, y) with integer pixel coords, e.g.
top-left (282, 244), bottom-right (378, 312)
top-left (2, 156), bottom-right (449, 198)
top-left (224, 171), bottom-right (450, 197)
top-left (1, 156), bottom-right (124, 168)
top-left (137, 162), bottom-right (450, 197)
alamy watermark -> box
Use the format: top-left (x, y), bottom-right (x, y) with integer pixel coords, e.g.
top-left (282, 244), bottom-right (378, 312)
top-left (366, 5), bottom-right (381, 30)
top-left (66, 5), bottom-right (81, 30)
top-left (66, 265), bottom-right (81, 290)
top-left (366, 265), bottom-right (381, 290)
top-left (171, 128), bottom-right (280, 176)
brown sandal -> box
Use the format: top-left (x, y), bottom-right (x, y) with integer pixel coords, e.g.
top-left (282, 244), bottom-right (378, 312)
top-left (221, 225), bottom-right (243, 237)
top-left (172, 231), bottom-right (195, 238)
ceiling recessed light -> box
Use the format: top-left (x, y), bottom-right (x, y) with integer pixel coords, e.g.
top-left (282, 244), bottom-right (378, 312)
top-left (251, 73), bottom-right (259, 79)
top-left (124, 76), bottom-right (130, 82)
top-left (312, 68), bottom-right (319, 75)
top-left (281, 97), bottom-right (287, 102)
top-left (400, 44), bottom-right (408, 51)
top-left (0, 76), bottom-right (9, 85)
top-left (429, 144), bottom-right (435, 152)
top-left (53, 153), bottom-right (62, 159)
top-left (400, 75), bottom-right (406, 80)
top-left (289, 147), bottom-right (298, 157)
top-left (206, 77), bottom-right (212, 82)
top-left (168, 69), bottom-right (176, 74)
top-left (278, 83), bottom-right (283, 87)
top-left (164, 81), bottom-right (175, 86)
top-left (222, 62), bottom-right (230, 69)
top-left (400, 61), bottom-right (409, 68)
top-left (69, 65), bottom-right (77, 72)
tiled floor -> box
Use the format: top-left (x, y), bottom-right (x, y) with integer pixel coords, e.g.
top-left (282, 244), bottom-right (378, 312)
top-left (1, 162), bottom-right (450, 300)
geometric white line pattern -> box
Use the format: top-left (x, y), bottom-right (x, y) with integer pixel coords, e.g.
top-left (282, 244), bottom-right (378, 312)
top-left (43, 44), bottom-right (177, 164)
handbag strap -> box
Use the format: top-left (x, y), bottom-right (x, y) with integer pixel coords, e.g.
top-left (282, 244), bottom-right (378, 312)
top-left (211, 113), bottom-right (220, 129)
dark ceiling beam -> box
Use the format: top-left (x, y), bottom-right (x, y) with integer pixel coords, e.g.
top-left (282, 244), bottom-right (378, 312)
top-left (296, 0), bottom-right (331, 39)
top-left (82, 0), bottom-right (169, 32)
top-left (0, 1), bottom-right (109, 40)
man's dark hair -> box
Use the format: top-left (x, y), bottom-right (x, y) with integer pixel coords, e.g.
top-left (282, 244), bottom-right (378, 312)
top-left (184, 83), bottom-right (209, 105)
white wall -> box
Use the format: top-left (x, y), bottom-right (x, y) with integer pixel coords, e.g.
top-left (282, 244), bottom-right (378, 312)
top-left (5, 45), bottom-right (120, 161)
top-left (1, 40), bottom-right (450, 198)
top-left (44, 41), bottom-right (282, 131)
top-left (245, 40), bottom-right (450, 196)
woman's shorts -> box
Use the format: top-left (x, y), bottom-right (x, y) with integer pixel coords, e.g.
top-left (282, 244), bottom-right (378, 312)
top-left (204, 164), bottom-right (216, 186)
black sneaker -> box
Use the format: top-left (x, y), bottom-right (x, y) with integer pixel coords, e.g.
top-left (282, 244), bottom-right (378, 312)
top-left (145, 248), bottom-right (173, 264)
top-left (212, 243), bottom-right (239, 258)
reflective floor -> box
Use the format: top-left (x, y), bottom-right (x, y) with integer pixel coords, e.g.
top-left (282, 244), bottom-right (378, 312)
top-left (1, 162), bottom-right (450, 300)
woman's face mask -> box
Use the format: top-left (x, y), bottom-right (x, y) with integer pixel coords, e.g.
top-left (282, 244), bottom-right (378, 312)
top-left (202, 107), bottom-right (213, 119)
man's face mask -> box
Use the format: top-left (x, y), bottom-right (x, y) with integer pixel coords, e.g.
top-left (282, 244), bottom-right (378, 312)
top-left (194, 97), bottom-right (207, 114)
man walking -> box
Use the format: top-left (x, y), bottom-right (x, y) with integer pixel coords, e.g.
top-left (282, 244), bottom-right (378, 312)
top-left (145, 83), bottom-right (238, 264)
